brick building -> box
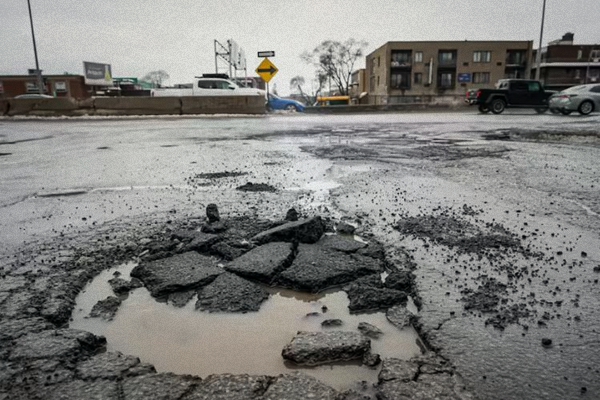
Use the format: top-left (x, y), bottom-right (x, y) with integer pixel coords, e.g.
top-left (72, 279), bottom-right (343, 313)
top-left (532, 33), bottom-right (600, 91)
top-left (0, 74), bottom-right (89, 99)
top-left (365, 40), bottom-right (533, 104)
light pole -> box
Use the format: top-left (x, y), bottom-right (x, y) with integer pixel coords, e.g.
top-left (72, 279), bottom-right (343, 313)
top-left (27, 0), bottom-right (44, 94)
top-left (534, 0), bottom-right (547, 81)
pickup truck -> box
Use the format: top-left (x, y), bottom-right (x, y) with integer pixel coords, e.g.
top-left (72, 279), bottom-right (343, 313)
top-left (466, 79), bottom-right (556, 114)
top-left (151, 75), bottom-right (265, 97)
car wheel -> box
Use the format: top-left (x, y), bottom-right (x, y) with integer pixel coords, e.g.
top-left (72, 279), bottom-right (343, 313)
top-left (559, 109), bottom-right (572, 115)
top-left (535, 107), bottom-right (548, 114)
top-left (478, 104), bottom-right (490, 114)
top-left (490, 99), bottom-right (506, 114)
top-left (284, 104), bottom-right (298, 112)
top-left (549, 108), bottom-right (559, 114)
top-left (578, 100), bottom-right (594, 115)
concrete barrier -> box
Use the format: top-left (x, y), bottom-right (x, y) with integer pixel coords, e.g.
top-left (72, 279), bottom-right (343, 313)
top-left (93, 97), bottom-right (181, 116)
top-left (181, 95), bottom-right (265, 115)
top-left (1, 96), bottom-right (266, 117)
top-left (7, 98), bottom-right (80, 116)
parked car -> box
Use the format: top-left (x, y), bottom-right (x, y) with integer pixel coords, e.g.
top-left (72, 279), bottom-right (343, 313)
top-left (14, 94), bottom-right (54, 99)
top-left (467, 79), bottom-right (555, 114)
top-left (267, 93), bottom-right (305, 112)
top-left (549, 84), bottom-right (600, 115)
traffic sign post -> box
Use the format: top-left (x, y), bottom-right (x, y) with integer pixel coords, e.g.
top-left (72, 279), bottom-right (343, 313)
top-left (255, 57), bottom-right (278, 95)
top-left (255, 57), bottom-right (278, 83)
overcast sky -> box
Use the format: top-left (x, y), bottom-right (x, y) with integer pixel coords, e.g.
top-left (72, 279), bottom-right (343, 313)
top-left (1, 0), bottom-right (599, 95)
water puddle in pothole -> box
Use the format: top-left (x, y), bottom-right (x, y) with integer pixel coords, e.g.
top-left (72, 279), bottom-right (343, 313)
top-left (70, 261), bottom-right (422, 392)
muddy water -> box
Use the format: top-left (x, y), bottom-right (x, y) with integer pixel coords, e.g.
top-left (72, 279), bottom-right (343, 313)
top-left (70, 262), bottom-right (422, 391)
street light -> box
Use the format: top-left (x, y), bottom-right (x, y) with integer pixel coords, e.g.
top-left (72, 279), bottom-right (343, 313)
top-left (27, 0), bottom-right (44, 95)
top-left (534, 0), bottom-right (547, 81)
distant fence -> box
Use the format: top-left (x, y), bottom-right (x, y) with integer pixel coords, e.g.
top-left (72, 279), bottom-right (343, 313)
top-left (306, 94), bottom-right (470, 113)
top-left (367, 94), bottom-right (466, 106)
top-left (0, 96), bottom-right (266, 117)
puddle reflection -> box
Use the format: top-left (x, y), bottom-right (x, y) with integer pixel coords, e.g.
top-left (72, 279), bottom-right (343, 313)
top-left (70, 262), bottom-right (422, 391)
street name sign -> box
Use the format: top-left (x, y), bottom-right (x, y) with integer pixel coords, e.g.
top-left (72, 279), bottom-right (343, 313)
top-left (258, 51), bottom-right (275, 58)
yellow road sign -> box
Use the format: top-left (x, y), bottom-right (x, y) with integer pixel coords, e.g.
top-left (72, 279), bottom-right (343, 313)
top-left (255, 58), bottom-right (278, 83)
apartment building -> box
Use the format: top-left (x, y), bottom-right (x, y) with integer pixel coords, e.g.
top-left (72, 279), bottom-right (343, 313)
top-left (532, 33), bottom-right (600, 90)
top-left (366, 40), bottom-right (533, 104)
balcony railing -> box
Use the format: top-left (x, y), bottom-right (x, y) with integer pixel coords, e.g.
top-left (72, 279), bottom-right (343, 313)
top-left (505, 59), bottom-right (527, 66)
top-left (541, 57), bottom-right (599, 63)
top-left (438, 59), bottom-right (457, 67)
top-left (391, 59), bottom-right (412, 68)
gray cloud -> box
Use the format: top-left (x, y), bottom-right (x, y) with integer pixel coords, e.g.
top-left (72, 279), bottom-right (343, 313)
top-left (1, 0), bottom-right (598, 94)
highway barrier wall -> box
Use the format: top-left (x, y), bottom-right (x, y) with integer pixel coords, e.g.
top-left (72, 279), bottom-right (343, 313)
top-left (181, 96), bottom-right (266, 115)
top-left (0, 96), bottom-right (267, 117)
top-left (92, 97), bottom-right (182, 116)
top-left (304, 102), bottom-right (470, 113)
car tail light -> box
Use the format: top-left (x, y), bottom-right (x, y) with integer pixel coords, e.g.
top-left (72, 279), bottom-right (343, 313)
top-left (476, 90), bottom-right (482, 98)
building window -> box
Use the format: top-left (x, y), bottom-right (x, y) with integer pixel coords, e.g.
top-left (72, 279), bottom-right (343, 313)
top-left (54, 81), bottom-right (67, 92)
top-left (414, 52), bottom-right (423, 63)
top-left (439, 72), bottom-right (454, 88)
top-left (474, 51), bottom-right (492, 63)
top-left (414, 73), bottom-right (423, 84)
top-left (391, 71), bottom-right (410, 89)
top-left (506, 50), bottom-right (526, 66)
top-left (378, 56), bottom-right (380, 67)
top-left (577, 50), bottom-right (583, 60)
top-left (25, 82), bottom-right (40, 93)
top-left (370, 59), bottom-right (375, 74)
top-left (473, 72), bottom-right (491, 84)
top-left (438, 51), bottom-right (456, 66)
top-left (391, 51), bottom-right (412, 66)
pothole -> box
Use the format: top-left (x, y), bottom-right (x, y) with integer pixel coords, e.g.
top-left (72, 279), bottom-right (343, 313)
top-left (69, 262), bottom-right (423, 392)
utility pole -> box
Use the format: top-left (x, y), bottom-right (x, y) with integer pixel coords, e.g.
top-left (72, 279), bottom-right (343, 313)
top-left (585, 46), bottom-right (600, 84)
top-left (27, 0), bottom-right (45, 94)
top-left (534, 0), bottom-right (547, 81)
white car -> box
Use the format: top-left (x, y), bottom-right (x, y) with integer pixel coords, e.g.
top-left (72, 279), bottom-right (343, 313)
top-left (14, 94), bottom-right (54, 99)
top-left (549, 84), bottom-right (600, 115)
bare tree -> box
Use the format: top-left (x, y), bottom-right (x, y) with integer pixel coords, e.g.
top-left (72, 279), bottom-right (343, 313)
top-left (142, 70), bottom-right (170, 88)
top-left (290, 75), bottom-right (311, 105)
top-left (301, 39), bottom-right (368, 96)
top-left (290, 74), bottom-right (329, 105)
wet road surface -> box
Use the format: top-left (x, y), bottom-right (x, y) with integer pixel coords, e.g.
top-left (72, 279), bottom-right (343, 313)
top-left (1, 111), bottom-right (599, 399)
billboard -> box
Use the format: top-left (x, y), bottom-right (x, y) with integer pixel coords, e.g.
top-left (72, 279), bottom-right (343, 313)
top-left (83, 61), bottom-right (113, 86)
top-left (228, 39), bottom-right (246, 70)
